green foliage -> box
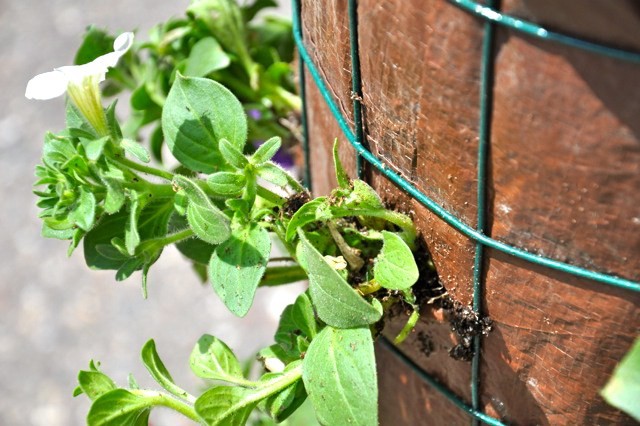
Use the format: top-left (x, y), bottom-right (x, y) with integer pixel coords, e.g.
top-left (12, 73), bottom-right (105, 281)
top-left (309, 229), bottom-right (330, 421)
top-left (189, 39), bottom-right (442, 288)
top-left (602, 338), bottom-right (640, 421)
top-left (29, 4), bottom-right (428, 423)
top-left (209, 222), bottom-right (271, 316)
top-left (303, 327), bottom-right (378, 426)
top-left (163, 74), bottom-right (248, 173)
top-left (298, 230), bottom-right (382, 328)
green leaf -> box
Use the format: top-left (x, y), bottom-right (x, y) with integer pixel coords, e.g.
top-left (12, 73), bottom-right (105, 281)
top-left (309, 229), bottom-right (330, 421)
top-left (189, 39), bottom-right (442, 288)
top-left (264, 380), bottom-right (306, 423)
top-left (115, 257), bottom-right (143, 281)
top-left (82, 136), bottom-right (109, 161)
top-left (87, 389), bottom-right (151, 426)
top-left (209, 223), bottom-right (270, 317)
top-left (195, 386), bottom-right (257, 426)
top-left (77, 370), bottom-right (117, 401)
top-left (257, 162), bottom-right (289, 187)
top-left (251, 136), bottom-right (281, 165)
top-left (333, 138), bottom-right (350, 188)
top-left (71, 187), bottom-right (96, 231)
top-left (285, 197), bottom-right (327, 241)
top-left (170, 214), bottom-right (216, 264)
top-left (103, 179), bottom-right (125, 214)
top-left (42, 222), bottom-right (74, 240)
top-left (242, 0), bottom-right (277, 22)
top-left (121, 139), bottom-right (151, 163)
top-left (141, 340), bottom-right (191, 401)
top-left (75, 26), bottom-right (114, 65)
top-left (84, 200), bottom-right (173, 271)
top-left (149, 125), bottom-right (164, 162)
top-left (219, 138), bottom-right (249, 169)
top-left (343, 179), bottom-right (384, 210)
top-left (374, 231), bottom-right (419, 290)
top-left (207, 172), bottom-right (246, 197)
top-left (68, 228), bottom-right (86, 256)
top-left (275, 292), bottom-right (318, 356)
top-left (105, 102), bottom-right (123, 140)
top-left (162, 74), bottom-right (247, 173)
top-left (174, 175), bottom-right (231, 245)
top-left (601, 337), bottom-right (640, 421)
top-left (125, 191), bottom-right (142, 256)
top-left (130, 84), bottom-right (155, 111)
top-left (302, 326), bottom-right (378, 426)
top-left (297, 230), bottom-right (381, 328)
top-left (189, 334), bottom-right (245, 384)
top-left (184, 37), bottom-right (231, 77)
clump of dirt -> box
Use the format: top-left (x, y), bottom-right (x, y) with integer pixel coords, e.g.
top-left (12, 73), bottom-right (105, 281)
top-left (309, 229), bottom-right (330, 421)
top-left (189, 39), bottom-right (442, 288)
top-left (407, 237), bottom-right (493, 361)
top-left (417, 331), bottom-right (435, 357)
top-left (281, 191), bottom-right (311, 217)
top-left (445, 297), bottom-right (493, 361)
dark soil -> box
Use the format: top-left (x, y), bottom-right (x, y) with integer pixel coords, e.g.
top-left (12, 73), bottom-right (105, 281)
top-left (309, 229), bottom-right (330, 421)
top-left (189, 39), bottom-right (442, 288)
top-left (410, 237), bottom-right (493, 361)
top-left (281, 191), bottom-right (311, 217)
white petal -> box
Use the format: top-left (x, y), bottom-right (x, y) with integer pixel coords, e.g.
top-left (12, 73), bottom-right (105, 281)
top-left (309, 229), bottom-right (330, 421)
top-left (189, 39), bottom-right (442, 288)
top-left (113, 32), bottom-right (134, 53)
top-left (25, 70), bottom-right (68, 100)
top-left (92, 32), bottom-right (135, 70)
top-left (56, 62), bottom-right (106, 84)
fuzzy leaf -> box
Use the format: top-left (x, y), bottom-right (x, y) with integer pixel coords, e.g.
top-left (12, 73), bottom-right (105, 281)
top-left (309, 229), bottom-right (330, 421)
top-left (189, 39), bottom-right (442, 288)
top-left (141, 340), bottom-right (191, 401)
top-left (601, 338), bottom-right (640, 421)
top-left (209, 223), bottom-right (270, 317)
top-left (77, 370), bottom-right (117, 401)
top-left (285, 197), bottom-right (327, 241)
top-left (219, 138), bottom-right (249, 169)
top-left (275, 292), bottom-right (317, 356)
top-left (174, 175), bottom-right (231, 245)
top-left (190, 334), bottom-right (245, 384)
top-left (207, 172), bottom-right (246, 197)
top-left (184, 37), bottom-right (230, 77)
top-left (71, 187), bottom-right (96, 231)
top-left (87, 389), bottom-right (151, 426)
top-left (333, 138), bottom-right (350, 188)
top-left (257, 162), bottom-right (289, 187)
top-left (162, 74), bottom-right (247, 173)
top-left (195, 386), bottom-right (256, 426)
top-left (121, 138), bottom-right (151, 163)
top-left (302, 326), bottom-right (377, 426)
top-left (251, 136), bottom-right (281, 164)
top-left (297, 230), bottom-right (381, 328)
top-left (374, 231), bottom-right (419, 290)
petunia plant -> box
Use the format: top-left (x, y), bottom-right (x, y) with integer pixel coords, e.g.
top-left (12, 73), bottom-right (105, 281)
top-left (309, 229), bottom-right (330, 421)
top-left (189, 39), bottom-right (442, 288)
top-left (26, 6), bottom-right (433, 426)
top-left (73, 0), bottom-right (300, 166)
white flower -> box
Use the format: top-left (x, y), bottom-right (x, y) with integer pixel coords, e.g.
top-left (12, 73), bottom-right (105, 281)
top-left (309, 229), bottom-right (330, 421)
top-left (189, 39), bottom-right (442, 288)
top-left (264, 357), bottom-right (285, 373)
top-left (25, 32), bottom-right (134, 135)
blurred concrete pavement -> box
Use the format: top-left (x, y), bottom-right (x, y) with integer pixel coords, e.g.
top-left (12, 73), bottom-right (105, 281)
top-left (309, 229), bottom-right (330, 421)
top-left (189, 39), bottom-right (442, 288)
top-left (0, 1), bottom-right (297, 425)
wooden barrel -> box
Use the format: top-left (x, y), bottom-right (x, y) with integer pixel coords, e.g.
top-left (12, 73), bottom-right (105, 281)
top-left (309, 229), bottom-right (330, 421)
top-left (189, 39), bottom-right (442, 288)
top-left (297, 0), bottom-right (640, 424)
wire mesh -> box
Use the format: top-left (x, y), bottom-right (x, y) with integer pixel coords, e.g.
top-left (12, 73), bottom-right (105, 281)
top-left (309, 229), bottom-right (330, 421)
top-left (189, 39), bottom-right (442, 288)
top-left (292, 0), bottom-right (640, 423)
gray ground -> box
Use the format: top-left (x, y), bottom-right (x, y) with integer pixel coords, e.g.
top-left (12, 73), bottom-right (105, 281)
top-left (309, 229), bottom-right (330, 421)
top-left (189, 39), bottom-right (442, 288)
top-left (0, 1), bottom-right (296, 425)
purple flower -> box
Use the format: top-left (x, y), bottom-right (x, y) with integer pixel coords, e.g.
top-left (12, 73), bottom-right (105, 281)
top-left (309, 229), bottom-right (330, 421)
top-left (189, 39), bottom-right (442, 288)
top-left (248, 109), bottom-right (262, 120)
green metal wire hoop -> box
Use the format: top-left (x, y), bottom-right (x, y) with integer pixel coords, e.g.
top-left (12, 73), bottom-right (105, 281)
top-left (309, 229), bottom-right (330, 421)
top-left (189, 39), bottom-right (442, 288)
top-left (292, 0), bottom-right (640, 424)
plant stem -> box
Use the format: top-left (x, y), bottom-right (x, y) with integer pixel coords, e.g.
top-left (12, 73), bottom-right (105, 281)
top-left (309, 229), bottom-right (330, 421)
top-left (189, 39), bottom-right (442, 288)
top-left (328, 221), bottom-right (364, 271)
top-left (153, 229), bottom-right (195, 247)
top-left (256, 185), bottom-right (286, 206)
top-left (394, 309), bottom-right (420, 344)
top-left (260, 265), bottom-right (307, 287)
top-left (335, 208), bottom-right (417, 250)
top-left (132, 390), bottom-right (202, 423)
top-left (113, 156), bottom-right (174, 181)
top-left (122, 181), bottom-right (176, 198)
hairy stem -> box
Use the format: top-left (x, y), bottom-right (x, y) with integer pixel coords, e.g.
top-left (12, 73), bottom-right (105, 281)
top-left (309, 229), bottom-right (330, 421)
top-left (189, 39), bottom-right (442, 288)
top-left (132, 390), bottom-right (202, 423)
top-left (260, 265), bottom-right (307, 286)
top-left (113, 156), bottom-right (174, 181)
top-left (328, 221), bottom-right (364, 271)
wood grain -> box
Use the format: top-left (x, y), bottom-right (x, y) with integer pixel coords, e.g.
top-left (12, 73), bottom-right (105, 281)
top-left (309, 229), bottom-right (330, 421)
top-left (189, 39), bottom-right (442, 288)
top-left (299, 0), bottom-right (640, 423)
